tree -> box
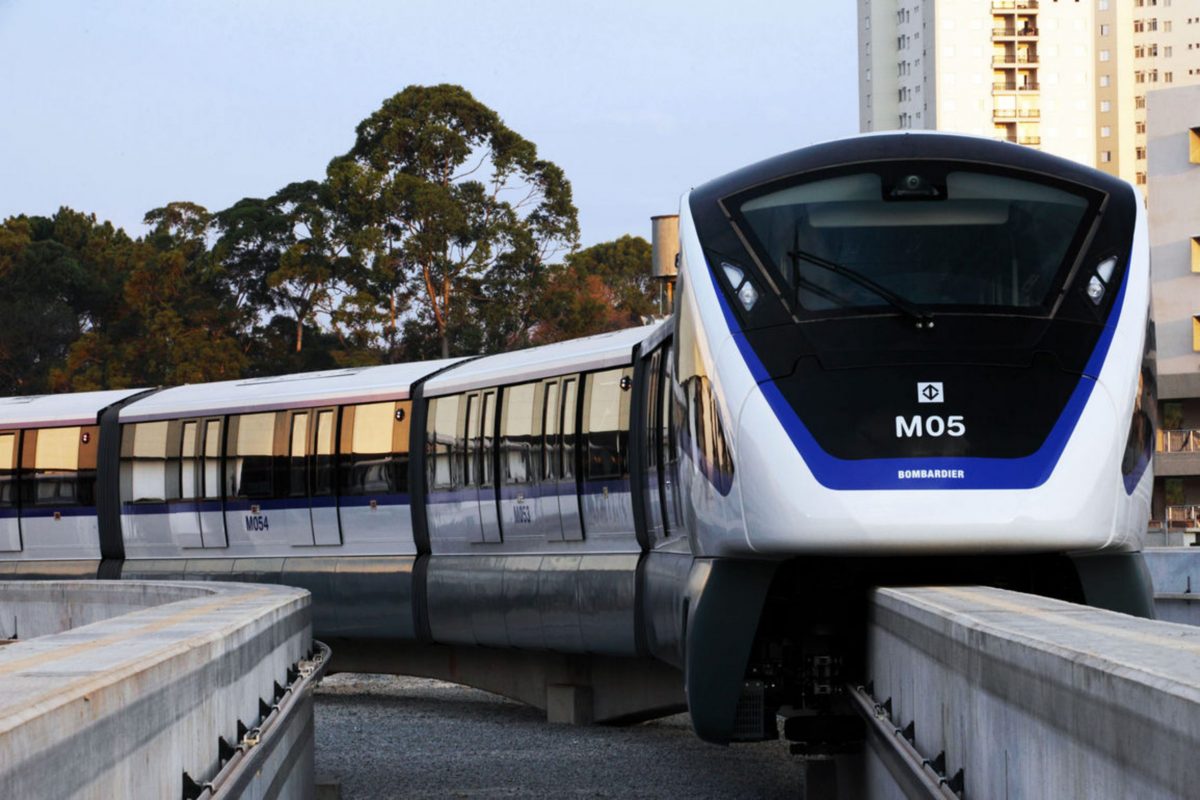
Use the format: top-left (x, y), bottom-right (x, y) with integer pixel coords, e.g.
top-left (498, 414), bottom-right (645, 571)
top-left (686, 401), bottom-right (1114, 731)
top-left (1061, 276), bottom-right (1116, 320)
top-left (328, 84), bottom-right (579, 359)
top-left (53, 202), bottom-right (247, 389)
top-left (530, 235), bottom-right (658, 344)
top-left (213, 181), bottom-right (352, 358)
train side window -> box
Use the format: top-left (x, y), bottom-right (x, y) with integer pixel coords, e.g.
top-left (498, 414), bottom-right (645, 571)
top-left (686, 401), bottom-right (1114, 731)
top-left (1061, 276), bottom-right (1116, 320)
top-left (0, 433), bottom-right (16, 509)
top-left (28, 426), bottom-right (98, 507)
top-left (226, 413), bottom-right (276, 499)
top-left (585, 368), bottom-right (633, 481)
top-left (428, 395), bottom-right (460, 490)
top-left (341, 401), bottom-right (409, 496)
top-left (501, 383), bottom-right (536, 485)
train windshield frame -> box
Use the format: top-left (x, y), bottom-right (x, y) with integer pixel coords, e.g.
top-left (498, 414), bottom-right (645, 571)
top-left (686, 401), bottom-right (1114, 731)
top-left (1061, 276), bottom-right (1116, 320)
top-left (724, 160), bottom-right (1106, 320)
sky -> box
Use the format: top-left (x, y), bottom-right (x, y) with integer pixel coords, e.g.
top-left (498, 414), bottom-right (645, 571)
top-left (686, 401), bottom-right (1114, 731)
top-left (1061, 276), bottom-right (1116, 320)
top-left (0, 0), bottom-right (859, 248)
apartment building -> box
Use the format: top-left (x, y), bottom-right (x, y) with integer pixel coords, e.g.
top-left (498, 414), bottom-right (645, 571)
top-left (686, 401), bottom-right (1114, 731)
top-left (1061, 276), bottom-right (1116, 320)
top-left (858, 0), bottom-right (1200, 182)
top-left (1148, 84), bottom-right (1200, 535)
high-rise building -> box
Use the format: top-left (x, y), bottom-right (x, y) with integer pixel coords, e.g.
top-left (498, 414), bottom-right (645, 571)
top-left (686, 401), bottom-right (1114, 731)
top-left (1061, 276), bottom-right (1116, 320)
top-left (1147, 83), bottom-right (1200, 536)
top-left (858, 0), bottom-right (1200, 183)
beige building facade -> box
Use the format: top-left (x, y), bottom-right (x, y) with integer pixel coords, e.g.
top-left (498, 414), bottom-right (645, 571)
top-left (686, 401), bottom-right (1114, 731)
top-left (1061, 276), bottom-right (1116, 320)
top-left (1148, 84), bottom-right (1200, 529)
top-left (858, 0), bottom-right (1200, 182)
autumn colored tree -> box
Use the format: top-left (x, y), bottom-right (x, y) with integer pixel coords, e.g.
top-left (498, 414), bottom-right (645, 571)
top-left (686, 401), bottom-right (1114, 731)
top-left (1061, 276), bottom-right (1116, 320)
top-left (530, 235), bottom-right (659, 344)
top-left (327, 84), bottom-right (579, 359)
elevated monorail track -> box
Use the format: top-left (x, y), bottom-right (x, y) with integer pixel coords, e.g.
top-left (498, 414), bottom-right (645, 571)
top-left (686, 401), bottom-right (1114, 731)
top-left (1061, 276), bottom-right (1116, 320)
top-left (800, 584), bottom-right (1200, 800)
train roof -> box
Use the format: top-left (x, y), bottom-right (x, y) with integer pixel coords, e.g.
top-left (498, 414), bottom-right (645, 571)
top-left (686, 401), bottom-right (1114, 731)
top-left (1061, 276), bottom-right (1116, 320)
top-left (0, 388), bottom-right (150, 429)
top-left (120, 359), bottom-right (464, 422)
top-left (423, 323), bottom-right (663, 397)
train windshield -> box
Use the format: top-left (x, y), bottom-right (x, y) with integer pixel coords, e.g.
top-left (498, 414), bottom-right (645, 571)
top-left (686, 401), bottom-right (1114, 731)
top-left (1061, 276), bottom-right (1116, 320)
top-left (734, 165), bottom-right (1096, 315)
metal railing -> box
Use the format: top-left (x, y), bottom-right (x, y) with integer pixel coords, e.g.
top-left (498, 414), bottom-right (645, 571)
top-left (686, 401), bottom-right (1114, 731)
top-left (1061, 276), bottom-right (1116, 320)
top-left (1166, 505), bottom-right (1200, 527)
top-left (1160, 429), bottom-right (1200, 453)
top-left (993, 27), bottom-right (1039, 37)
top-left (992, 54), bottom-right (1040, 65)
top-left (1019, 136), bottom-right (1042, 145)
top-left (993, 108), bottom-right (1041, 119)
top-left (993, 81), bottom-right (1040, 91)
top-left (992, 0), bottom-right (1039, 9)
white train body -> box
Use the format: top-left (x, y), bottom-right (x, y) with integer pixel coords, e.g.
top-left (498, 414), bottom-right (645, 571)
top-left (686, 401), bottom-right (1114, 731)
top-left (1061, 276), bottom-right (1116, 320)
top-left (0, 134), bottom-right (1154, 743)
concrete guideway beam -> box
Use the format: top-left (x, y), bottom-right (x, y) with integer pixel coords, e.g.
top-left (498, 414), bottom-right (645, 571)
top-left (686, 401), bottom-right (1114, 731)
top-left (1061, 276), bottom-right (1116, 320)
top-left (0, 580), bottom-right (314, 799)
top-left (859, 585), bottom-right (1200, 800)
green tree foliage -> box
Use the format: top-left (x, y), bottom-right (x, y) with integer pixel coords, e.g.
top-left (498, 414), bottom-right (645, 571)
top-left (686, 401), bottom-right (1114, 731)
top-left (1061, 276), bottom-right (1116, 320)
top-left (327, 84), bottom-right (580, 359)
top-left (531, 235), bottom-right (659, 343)
top-left (1, 83), bottom-right (668, 396)
top-left (53, 203), bottom-right (247, 389)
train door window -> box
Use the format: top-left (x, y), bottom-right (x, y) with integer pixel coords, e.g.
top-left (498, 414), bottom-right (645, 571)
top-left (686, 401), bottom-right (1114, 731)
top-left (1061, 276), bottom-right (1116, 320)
top-left (288, 413), bottom-right (309, 498)
top-left (202, 419), bottom-right (222, 499)
top-left (0, 433), bottom-right (16, 509)
top-left (340, 401), bottom-right (409, 496)
top-left (561, 378), bottom-right (578, 482)
top-left (464, 394), bottom-right (480, 486)
top-left (585, 368), bottom-right (633, 482)
top-left (480, 391), bottom-right (496, 487)
top-left (180, 421), bottom-right (200, 500)
top-left (122, 421), bottom-right (169, 504)
top-left (501, 383), bottom-right (536, 485)
top-left (542, 381), bottom-right (560, 480)
top-left (313, 410), bottom-right (336, 497)
top-left (662, 343), bottom-right (683, 535)
top-left (427, 395), bottom-right (460, 490)
top-left (0, 432), bottom-right (18, 551)
top-left (226, 413), bottom-right (276, 499)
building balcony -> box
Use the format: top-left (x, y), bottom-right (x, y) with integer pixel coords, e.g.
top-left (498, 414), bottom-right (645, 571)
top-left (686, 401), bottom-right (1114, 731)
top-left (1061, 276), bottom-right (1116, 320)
top-left (993, 81), bottom-right (1040, 91)
top-left (994, 108), bottom-right (1041, 119)
top-left (993, 27), bottom-right (1039, 38)
top-left (1155, 430), bottom-right (1200, 476)
top-left (1018, 136), bottom-right (1042, 145)
top-left (991, 0), bottom-right (1039, 10)
top-left (1163, 505), bottom-right (1200, 530)
top-left (992, 54), bottom-right (1040, 66)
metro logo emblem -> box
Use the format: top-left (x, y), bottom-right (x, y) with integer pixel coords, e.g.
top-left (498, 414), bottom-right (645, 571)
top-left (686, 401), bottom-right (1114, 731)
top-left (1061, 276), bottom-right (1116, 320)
top-left (917, 382), bottom-right (943, 403)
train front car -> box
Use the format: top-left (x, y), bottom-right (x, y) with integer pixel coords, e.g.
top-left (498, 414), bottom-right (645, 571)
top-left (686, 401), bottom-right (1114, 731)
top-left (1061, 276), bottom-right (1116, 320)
top-left (674, 132), bottom-right (1154, 744)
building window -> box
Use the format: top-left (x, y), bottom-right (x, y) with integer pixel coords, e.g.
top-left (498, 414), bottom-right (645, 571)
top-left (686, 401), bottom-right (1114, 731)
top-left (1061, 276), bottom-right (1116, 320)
top-left (1101, 126), bottom-right (1112, 138)
top-left (1100, 49), bottom-right (1111, 62)
top-left (1192, 316), bottom-right (1200, 351)
top-left (1100, 74), bottom-right (1111, 87)
top-left (1136, 95), bottom-right (1147, 108)
top-left (1100, 100), bottom-right (1111, 113)
top-left (1165, 72), bottom-right (1174, 83)
top-left (1190, 126), bottom-right (1200, 163)
top-left (1191, 236), bottom-right (1200, 273)
top-left (1100, 24), bottom-right (1110, 36)
top-left (1165, 45), bottom-right (1173, 57)
top-left (1137, 172), bottom-right (1148, 185)
top-left (1137, 146), bottom-right (1147, 159)
top-left (1100, 151), bottom-right (1113, 163)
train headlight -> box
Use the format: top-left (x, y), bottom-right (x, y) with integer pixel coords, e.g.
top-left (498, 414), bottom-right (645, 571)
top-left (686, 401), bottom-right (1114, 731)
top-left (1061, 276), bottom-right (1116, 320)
top-left (721, 261), bottom-right (759, 310)
top-left (738, 282), bottom-right (759, 310)
top-left (1087, 256), bottom-right (1119, 305)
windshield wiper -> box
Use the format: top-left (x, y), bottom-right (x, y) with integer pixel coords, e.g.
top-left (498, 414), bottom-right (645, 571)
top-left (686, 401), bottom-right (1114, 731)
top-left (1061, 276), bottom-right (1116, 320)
top-left (787, 246), bottom-right (934, 328)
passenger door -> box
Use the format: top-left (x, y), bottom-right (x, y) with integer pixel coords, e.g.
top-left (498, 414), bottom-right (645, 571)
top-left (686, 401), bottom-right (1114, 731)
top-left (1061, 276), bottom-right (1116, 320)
top-left (285, 410), bottom-right (316, 546)
top-left (466, 390), bottom-right (502, 543)
top-left (309, 407), bottom-right (341, 546)
top-left (0, 431), bottom-right (20, 551)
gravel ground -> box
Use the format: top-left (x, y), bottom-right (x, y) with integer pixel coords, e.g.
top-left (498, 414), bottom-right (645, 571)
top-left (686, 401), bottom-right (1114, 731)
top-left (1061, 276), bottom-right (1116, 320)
top-left (314, 673), bottom-right (804, 799)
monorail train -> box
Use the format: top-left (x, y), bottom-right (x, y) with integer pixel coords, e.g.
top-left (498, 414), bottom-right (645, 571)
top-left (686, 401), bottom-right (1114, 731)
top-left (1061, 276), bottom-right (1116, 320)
top-left (0, 132), bottom-right (1154, 745)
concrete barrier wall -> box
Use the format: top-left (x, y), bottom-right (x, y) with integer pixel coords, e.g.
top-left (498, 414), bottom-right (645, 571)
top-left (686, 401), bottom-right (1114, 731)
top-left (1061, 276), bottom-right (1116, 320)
top-left (0, 581), bottom-right (312, 799)
top-left (862, 586), bottom-right (1200, 799)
